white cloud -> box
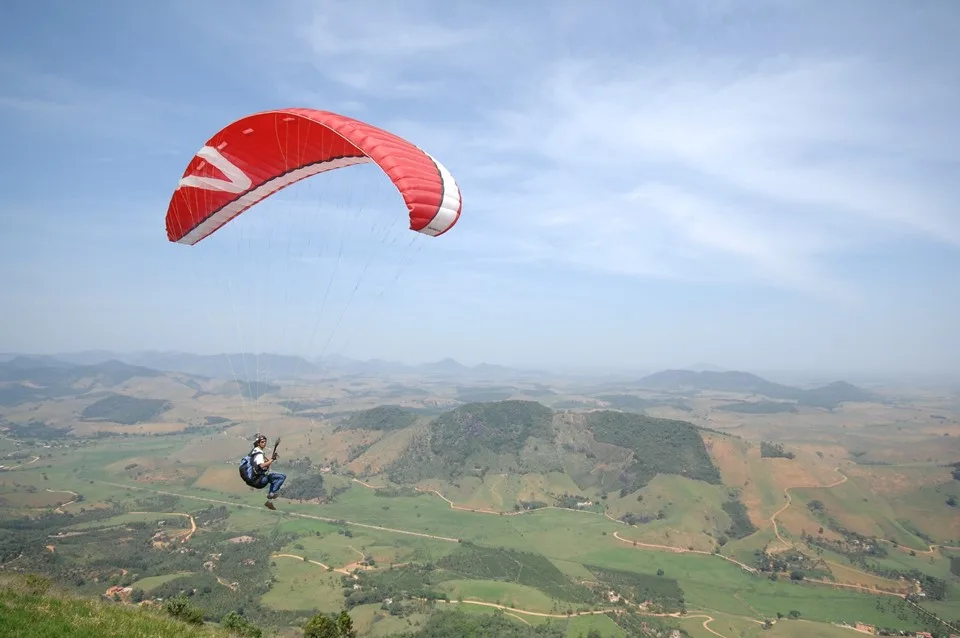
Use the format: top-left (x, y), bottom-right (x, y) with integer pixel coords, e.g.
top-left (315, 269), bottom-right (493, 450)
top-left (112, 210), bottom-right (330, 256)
top-left (183, 2), bottom-right (960, 298)
top-left (0, 57), bottom-right (190, 145)
top-left (356, 33), bottom-right (957, 296)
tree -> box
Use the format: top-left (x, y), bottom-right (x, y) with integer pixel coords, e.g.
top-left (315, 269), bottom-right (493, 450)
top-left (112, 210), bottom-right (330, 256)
top-left (788, 610), bottom-right (801, 619)
top-left (303, 610), bottom-right (356, 638)
top-left (223, 611), bottom-right (263, 638)
top-left (336, 611), bottom-right (356, 638)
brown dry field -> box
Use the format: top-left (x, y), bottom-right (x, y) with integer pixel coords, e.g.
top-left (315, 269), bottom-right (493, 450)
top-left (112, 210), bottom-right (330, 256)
top-left (701, 430), bottom-right (846, 537)
top-left (0, 481), bottom-right (71, 509)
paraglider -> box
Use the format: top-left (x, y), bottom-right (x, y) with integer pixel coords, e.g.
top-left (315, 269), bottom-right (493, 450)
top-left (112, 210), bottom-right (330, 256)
top-left (163, 108), bottom-right (464, 503)
top-left (238, 433), bottom-right (283, 509)
top-left (165, 108), bottom-right (462, 246)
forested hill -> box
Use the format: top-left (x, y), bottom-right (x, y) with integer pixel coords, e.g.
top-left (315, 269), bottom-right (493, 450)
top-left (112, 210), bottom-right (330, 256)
top-left (374, 400), bottom-right (721, 492)
top-left (636, 369), bottom-right (880, 408)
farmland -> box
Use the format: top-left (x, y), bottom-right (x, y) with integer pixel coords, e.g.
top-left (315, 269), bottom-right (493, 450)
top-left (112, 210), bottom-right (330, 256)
top-left (2, 357), bottom-right (959, 637)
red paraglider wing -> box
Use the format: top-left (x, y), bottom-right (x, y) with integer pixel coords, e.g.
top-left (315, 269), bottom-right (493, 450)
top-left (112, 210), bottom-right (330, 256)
top-left (165, 108), bottom-right (462, 245)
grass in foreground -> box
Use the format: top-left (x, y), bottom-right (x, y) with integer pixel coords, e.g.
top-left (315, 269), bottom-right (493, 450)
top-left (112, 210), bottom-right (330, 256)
top-left (0, 574), bottom-right (226, 638)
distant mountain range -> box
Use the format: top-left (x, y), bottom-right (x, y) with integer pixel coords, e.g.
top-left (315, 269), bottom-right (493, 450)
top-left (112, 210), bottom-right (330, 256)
top-left (635, 369), bottom-right (882, 408)
top-left (0, 352), bottom-right (883, 410)
top-left (0, 351), bottom-right (549, 383)
top-left (0, 356), bottom-right (167, 406)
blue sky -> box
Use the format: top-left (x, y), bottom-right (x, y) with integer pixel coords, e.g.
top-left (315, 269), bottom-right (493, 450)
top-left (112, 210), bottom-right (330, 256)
top-left (1, 0), bottom-right (958, 376)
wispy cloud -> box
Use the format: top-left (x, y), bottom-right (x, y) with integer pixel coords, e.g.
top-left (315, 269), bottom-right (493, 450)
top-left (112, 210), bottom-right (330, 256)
top-left (0, 57), bottom-right (190, 146)
top-left (247, 2), bottom-right (960, 299)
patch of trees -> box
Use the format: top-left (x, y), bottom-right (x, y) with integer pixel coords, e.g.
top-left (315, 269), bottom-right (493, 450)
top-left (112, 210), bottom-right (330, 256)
top-left (554, 493), bottom-right (593, 509)
top-left (162, 594), bottom-right (205, 625)
top-left (873, 595), bottom-right (960, 637)
top-left (607, 610), bottom-right (683, 637)
top-left (514, 500), bottom-right (549, 511)
top-left (373, 486), bottom-right (421, 498)
top-left (760, 441), bottom-right (795, 459)
top-left (236, 381), bottom-right (279, 400)
top-left (0, 503), bottom-right (125, 563)
top-left (345, 442), bottom-right (373, 463)
top-left (80, 394), bottom-right (171, 425)
top-left (222, 611), bottom-right (263, 637)
top-left (304, 610), bottom-right (356, 637)
top-left (429, 401), bottom-right (554, 460)
top-left (343, 564), bottom-right (449, 609)
top-left (191, 505), bottom-right (230, 528)
top-left (593, 394), bottom-right (691, 412)
top-left (620, 512), bottom-right (659, 525)
top-left (393, 608), bottom-right (565, 637)
top-left (283, 457), bottom-right (317, 473)
top-left (585, 411), bottom-right (722, 489)
top-left (279, 399), bottom-right (334, 414)
top-left (0, 383), bottom-right (63, 406)
top-left (336, 405), bottom-right (418, 432)
top-left (852, 563), bottom-right (948, 601)
top-left (455, 387), bottom-right (516, 402)
top-left (715, 401), bottom-right (797, 414)
top-left (804, 528), bottom-right (888, 559)
top-left (3, 419), bottom-right (69, 440)
top-left (752, 548), bottom-right (823, 580)
top-left (281, 473), bottom-right (325, 501)
top-left (798, 381), bottom-right (878, 408)
top-left (386, 401), bottom-right (556, 483)
top-left (437, 543), bottom-right (597, 605)
top-left (721, 495), bottom-right (757, 539)
top-left (585, 565), bottom-right (685, 613)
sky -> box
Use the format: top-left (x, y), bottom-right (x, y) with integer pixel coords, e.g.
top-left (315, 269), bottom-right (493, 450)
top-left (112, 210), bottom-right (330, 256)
top-left (1, 0), bottom-right (959, 376)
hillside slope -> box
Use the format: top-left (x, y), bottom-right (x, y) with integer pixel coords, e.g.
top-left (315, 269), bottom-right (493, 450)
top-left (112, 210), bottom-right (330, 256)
top-left (0, 574), bottom-right (229, 638)
top-left (381, 400), bottom-right (721, 496)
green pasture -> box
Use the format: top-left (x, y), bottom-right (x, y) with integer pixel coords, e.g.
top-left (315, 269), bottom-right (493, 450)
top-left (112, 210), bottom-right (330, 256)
top-left (130, 573), bottom-right (194, 592)
top-left (263, 555), bottom-right (345, 611)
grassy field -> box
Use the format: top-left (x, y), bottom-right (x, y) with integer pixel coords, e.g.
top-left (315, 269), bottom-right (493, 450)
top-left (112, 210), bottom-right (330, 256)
top-left (604, 473), bottom-right (733, 551)
top-left (347, 602), bottom-right (431, 637)
top-left (130, 573), bottom-right (195, 592)
top-left (262, 554), bottom-right (345, 611)
top-left (437, 579), bottom-right (558, 612)
top-left (561, 613), bottom-right (626, 637)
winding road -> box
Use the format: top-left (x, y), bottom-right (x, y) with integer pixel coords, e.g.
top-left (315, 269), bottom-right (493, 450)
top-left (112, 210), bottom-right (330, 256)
top-left (44, 489), bottom-right (79, 514)
top-left (769, 466), bottom-right (848, 551)
top-left (0, 455), bottom-right (39, 470)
